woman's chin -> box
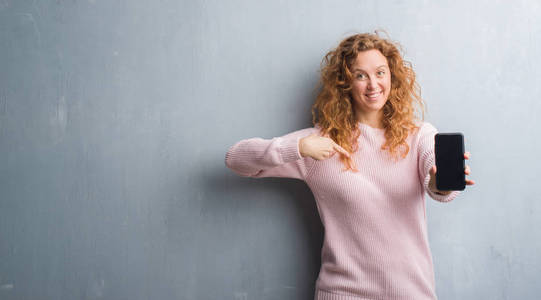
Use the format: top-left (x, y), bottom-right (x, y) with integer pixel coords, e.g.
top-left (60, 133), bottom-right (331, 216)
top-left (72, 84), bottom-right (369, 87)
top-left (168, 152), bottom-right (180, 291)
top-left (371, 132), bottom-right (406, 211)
top-left (362, 99), bottom-right (386, 109)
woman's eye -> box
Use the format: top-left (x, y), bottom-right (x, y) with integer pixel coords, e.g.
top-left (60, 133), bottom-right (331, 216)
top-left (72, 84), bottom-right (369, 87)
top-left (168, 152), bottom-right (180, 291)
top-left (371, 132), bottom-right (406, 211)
top-left (356, 74), bottom-right (366, 79)
top-left (377, 71), bottom-right (385, 76)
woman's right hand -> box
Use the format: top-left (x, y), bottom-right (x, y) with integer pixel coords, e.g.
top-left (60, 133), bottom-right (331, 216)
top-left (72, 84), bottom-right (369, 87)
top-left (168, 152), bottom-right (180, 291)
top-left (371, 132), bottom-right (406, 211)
top-left (299, 133), bottom-right (351, 160)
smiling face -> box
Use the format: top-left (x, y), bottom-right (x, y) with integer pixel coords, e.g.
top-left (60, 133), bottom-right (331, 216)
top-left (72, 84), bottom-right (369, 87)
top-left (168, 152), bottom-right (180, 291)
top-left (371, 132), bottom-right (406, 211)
top-left (350, 49), bottom-right (392, 126)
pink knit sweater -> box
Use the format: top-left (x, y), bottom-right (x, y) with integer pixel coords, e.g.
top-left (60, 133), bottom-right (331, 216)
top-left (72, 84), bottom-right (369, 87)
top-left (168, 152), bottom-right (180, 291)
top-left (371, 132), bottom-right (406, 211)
top-left (224, 121), bottom-right (460, 300)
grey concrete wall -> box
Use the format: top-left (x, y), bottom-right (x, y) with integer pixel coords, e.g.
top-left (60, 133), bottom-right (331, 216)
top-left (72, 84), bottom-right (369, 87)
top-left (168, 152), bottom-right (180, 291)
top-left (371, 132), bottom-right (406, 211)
top-left (1, 0), bottom-right (540, 299)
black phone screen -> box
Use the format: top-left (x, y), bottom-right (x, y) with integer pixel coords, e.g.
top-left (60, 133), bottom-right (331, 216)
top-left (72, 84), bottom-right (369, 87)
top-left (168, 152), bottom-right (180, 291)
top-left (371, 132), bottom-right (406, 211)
top-left (434, 133), bottom-right (465, 191)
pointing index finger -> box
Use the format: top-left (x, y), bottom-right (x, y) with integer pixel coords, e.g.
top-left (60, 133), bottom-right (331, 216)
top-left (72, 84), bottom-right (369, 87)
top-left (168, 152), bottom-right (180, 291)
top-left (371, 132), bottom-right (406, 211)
top-left (334, 144), bottom-right (351, 158)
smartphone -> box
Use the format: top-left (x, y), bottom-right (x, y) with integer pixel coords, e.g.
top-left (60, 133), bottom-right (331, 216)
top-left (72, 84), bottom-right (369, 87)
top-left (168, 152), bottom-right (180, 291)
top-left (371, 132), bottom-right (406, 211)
top-left (434, 133), bottom-right (465, 191)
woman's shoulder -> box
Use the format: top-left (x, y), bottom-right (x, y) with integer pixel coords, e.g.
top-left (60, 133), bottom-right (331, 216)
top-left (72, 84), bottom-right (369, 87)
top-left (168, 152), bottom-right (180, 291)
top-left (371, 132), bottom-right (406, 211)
top-left (412, 120), bottom-right (437, 136)
top-left (406, 121), bottom-right (438, 148)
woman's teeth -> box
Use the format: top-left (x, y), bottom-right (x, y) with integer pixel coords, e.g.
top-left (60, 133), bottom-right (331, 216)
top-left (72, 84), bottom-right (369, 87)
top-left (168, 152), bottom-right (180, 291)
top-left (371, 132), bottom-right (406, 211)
top-left (366, 92), bottom-right (381, 99)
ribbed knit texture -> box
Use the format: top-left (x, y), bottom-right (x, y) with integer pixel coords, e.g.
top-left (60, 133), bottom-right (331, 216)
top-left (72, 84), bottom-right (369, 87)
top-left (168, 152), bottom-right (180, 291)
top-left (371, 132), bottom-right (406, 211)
top-left (224, 121), bottom-right (460, 300)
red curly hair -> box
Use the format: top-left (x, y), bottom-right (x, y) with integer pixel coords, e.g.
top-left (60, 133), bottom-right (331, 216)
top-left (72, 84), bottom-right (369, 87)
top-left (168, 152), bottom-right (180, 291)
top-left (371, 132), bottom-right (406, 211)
top-left (311, 30), bottom-right (426, 172)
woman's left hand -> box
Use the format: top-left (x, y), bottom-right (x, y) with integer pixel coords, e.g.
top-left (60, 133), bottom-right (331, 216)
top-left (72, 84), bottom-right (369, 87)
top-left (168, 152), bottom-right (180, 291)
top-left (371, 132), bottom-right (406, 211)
top-left (428, 151), bottom-right (475, 195)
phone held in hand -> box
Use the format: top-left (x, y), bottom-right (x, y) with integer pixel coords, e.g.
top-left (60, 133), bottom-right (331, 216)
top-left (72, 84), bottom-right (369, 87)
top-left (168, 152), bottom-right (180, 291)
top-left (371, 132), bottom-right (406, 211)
top-left (434, 133), bottom-right (465, 191)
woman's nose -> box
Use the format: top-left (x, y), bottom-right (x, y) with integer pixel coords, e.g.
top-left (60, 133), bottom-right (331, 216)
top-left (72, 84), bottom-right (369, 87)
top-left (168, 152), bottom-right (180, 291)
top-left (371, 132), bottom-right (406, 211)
top-left (368, 78), bottom-right (378, 90)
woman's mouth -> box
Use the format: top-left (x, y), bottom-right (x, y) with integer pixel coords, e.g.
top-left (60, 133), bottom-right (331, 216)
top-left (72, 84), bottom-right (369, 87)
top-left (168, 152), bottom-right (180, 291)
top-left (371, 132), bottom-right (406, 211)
top-left (365, 91), bottom-right (382, 100)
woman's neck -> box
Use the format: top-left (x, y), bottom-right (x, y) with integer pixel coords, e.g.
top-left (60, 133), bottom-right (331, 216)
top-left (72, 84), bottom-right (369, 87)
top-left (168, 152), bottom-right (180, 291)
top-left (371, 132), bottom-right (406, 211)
top-left (355, 105), bottom-right (385, 128)
top-left (356, 114), bottom-right (384, 129)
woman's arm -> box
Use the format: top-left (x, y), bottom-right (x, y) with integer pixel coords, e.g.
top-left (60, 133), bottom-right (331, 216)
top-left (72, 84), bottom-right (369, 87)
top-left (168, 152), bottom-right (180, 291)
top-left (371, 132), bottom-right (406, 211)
top-left (224, 127), bottom-right (318, 181)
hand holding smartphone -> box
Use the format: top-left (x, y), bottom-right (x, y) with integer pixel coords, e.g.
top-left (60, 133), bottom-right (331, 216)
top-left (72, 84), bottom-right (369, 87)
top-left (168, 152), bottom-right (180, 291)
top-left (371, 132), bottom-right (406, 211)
top-left (434, 133), bottom-right (466, 191)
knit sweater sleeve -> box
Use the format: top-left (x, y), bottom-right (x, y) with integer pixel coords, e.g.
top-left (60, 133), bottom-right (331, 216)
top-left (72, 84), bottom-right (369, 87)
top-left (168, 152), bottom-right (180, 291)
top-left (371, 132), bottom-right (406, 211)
top-left (418, 122), bottom-right (461, 202)
top-left (224, 127), bottom-right (318, 181)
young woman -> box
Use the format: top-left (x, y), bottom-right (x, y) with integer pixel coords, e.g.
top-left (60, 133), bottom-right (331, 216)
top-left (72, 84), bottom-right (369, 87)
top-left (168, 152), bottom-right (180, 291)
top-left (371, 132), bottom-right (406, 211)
top-left (225, 31), bottom-right (474, 300)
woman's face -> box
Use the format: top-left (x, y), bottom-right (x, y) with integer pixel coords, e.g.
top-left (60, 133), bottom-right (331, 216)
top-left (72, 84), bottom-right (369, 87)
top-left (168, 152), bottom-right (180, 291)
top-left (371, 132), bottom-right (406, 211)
top-left (350, 49), bottom-right (392, 117)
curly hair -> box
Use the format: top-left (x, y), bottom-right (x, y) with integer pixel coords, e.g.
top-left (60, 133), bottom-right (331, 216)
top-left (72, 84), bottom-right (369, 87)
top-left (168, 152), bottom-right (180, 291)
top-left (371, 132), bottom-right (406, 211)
top-left (311, 30), bottom-right (426, 172)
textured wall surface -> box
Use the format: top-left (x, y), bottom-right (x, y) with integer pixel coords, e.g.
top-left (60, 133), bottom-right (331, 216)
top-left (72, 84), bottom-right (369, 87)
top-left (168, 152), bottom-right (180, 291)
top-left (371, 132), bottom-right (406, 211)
top-left (1, 0), bottom-right (540, 299)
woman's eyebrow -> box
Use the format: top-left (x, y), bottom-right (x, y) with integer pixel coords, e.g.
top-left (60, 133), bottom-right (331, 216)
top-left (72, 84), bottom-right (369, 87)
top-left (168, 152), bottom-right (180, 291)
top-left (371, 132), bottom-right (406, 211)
top-left (353, 65), bottom-right (388, 72)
